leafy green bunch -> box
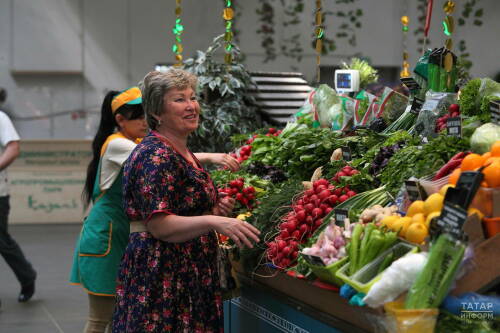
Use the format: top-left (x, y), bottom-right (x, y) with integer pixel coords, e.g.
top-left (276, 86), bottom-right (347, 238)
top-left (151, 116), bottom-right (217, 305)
top-left (379, 134), bottom-right (470, 196)
top-left (341, 58), bottom-right (379, 89)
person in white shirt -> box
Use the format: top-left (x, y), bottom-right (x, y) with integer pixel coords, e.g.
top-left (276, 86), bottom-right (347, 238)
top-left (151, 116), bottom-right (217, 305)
top-left (0, 88), bottom-right (37, 304)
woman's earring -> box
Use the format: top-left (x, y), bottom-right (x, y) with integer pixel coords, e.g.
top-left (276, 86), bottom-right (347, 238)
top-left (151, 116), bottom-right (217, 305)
top-left (157, 119), bottom-right (162, 126)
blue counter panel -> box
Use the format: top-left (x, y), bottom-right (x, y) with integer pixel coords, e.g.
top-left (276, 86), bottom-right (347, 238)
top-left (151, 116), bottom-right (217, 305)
top-left (224, 287), bottom-right (343, 333)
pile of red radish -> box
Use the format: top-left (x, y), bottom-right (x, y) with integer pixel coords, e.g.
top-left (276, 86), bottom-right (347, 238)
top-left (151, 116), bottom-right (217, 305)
top-left (218, 178), bottom-right (257, 209)
top-left (435, 103), bottom-right (460, 133)
top-left (266, 170), bottom-right (359, 269)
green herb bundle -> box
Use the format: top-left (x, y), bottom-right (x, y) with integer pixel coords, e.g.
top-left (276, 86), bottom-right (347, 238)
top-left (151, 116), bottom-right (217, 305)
top-left (379, 134), bottom-right (470, 196)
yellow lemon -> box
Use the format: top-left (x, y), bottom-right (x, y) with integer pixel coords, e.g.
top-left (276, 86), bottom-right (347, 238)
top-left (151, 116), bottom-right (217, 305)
top-left (467, 207), bottom-right (484, 220)
top-left (412, 213), bottom-right (425, 225)
top-left (390, 218), bottom-right (405, 233)
top-left (381, 215), bottom-right (400, 229)
top-left (424, 193), bottom-right (444, 216)
top-left (439, 184), bottom-right (454, 197)
top-left (425, 211), bottom-right (441, 228)
top-left (406, 200), bottom-right (425, 217)
top-left (405, 223), bottom-right (428, 244)
top-left (399, 217), bottom-right (413, 237)
top-left (236, 212), bottom-right (252, 221)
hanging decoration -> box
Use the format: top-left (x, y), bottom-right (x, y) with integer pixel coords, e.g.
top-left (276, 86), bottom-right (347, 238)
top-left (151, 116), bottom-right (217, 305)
top-left (314, 0), bottom-right (323, 83)
top-left (222, 0), bottom-right (235, 64)
top-left (172, 0), bottom-right (184, 66)
top-left (442, 0), bottom-right (455, 50)
top-left (423, 0), bottom-right (434, 52)
top-left (400, 15), bottom-right (411, 78)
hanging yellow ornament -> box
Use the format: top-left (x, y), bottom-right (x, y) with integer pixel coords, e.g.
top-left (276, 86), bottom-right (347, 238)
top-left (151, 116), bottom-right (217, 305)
top-left (223, 8), bottom-right (234, 20)
top-left (443, 1), bottom-right (456, 14)
top-left (400, 15), bottom-right (410, 78)
top-left (172, 0), bottom-right (184, 66)
top-left (445, 38), bottom-right (453, 50)
top-left (400, 62), bottom-right (411, 78)
top-left (223, 0), bottom-right (234, 64)
top-left (314, 0), bottom-right (323, 83)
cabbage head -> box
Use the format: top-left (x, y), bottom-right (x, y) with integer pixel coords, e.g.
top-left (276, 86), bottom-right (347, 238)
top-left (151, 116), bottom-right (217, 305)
top-left (470, 123), bottom-right (500, 154)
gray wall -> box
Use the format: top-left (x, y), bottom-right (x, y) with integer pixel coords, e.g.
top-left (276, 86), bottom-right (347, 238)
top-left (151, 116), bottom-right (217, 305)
top-left (0, 0), bottom-right (498, 139)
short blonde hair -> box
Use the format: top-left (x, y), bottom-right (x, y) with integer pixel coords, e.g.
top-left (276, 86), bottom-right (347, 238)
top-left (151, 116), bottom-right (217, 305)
top-left (140, 69), bottom-right (198, 130)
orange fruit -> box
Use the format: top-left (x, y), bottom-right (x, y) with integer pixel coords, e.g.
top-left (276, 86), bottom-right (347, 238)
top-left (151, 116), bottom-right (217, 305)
top-left (491, 141), bottom-right (500, 157)
top-left (460, 153), bottom-right (485, 171)
top-left (482, 161), bottom-right (500, 188)
top-left (484, 157), bottom-right (500, 166)
top-left (449, 168), bottom-right (461, 185)
top-left (482, 152), bottom-right (492, 161)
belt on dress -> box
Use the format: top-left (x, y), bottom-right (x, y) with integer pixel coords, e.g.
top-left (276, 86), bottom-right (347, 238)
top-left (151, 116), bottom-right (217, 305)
top-left (130, 221), bottom-right (148, 233)
top-left (130, 211), bottom-right (213, 234)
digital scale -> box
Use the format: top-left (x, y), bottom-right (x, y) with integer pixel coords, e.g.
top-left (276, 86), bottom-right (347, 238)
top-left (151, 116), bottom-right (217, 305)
top-left (334, 69), bottom-right (360, 94)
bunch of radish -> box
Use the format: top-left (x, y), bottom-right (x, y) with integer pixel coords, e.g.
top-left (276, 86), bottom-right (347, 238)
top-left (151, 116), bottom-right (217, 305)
top-left (230, 128), bottom-right (283, 163)
top-left (266, 172), bottom-right (358, 269)
top-left (435, 103), bottom-right (460, 133)
top-left (219, 178), bottom-right (257, 209)
top-left (332, 165), bottom-right (360, 184)
top-left (264, 127), bottom-right (282, 137)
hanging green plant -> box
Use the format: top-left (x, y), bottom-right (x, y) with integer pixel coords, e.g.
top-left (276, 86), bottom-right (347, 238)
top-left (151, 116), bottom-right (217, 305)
top-left (456, 0), bottom-right (483, 73)
top-left (256, 0), bottom-right (277, 62)
top-left (414, 0), bottom-right (431, 54)
top-left (255, 0), bottom-right (363, 62)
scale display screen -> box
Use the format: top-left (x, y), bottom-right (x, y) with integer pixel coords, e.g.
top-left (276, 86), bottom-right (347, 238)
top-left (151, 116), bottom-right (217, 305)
top-left (336, 73), bottom-right (352, 89)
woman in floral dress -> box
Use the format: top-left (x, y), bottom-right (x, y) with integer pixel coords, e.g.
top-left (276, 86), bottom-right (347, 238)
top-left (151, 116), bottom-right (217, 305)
top-left (112, 69), bottom-right (260, 332)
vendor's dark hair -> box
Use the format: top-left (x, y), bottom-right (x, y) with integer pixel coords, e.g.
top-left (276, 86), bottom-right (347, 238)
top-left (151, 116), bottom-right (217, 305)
top-left (82, 91), bottom-right (144, 208)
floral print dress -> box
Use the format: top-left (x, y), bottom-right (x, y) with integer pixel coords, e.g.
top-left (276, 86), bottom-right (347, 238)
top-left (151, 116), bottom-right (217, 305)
top-left (112, 131), bottom-right (222, 333)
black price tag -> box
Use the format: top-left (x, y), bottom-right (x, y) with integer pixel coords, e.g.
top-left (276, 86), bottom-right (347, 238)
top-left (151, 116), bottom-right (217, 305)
top-left (435, 203), bottom-right (468, 239)
top-left (301, 253), bottom-right (326, 267)
top-left (334, 208), bottom-right (349, 227)
top-left (405, 180), bottom-right (426, 201)
top-left (401, 77), bottom-right (421, 92)
top-left (410, 97), bottom-right (424, 115)
top-left (342, 146), bottom-right (352, 161)
top-left (446, 116), bottom-right (462, 137)
top-left (490, 100), bottom-right (500, 125)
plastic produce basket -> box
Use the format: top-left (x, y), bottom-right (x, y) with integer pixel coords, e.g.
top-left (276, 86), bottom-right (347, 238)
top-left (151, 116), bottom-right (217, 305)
top-left (419, 173), bottom-right (450, 196)
top-left (470, 187), bottom-right (500, 218)
top-left (303, 256), bottom-right (348, 286)
top-left (384, 301), bottom-right (439, 333)
top-left (335, 242), bottom-right (418, 294)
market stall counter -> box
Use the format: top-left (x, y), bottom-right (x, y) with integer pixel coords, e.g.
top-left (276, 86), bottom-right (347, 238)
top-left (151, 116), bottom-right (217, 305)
top-left (224, 263), bottom-right (379, 333)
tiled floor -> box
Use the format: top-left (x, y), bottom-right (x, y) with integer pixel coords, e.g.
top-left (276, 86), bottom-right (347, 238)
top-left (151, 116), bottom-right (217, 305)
top-left (0, 224), bottom-right (86, 333)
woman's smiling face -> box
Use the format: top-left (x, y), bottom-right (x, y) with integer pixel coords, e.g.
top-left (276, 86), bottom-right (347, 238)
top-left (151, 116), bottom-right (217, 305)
top-left (160, 87), bottom-right (200, 136)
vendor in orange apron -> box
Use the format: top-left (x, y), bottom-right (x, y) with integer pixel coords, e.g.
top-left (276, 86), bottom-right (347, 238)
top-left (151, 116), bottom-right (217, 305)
top-left (70, 87), bottom-right (147, 333)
